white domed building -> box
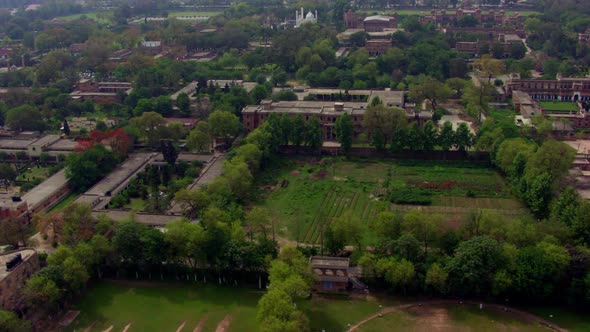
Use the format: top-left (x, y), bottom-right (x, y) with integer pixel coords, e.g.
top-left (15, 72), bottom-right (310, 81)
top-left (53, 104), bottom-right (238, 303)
top-left (295, 8), bottom-right (318, 28)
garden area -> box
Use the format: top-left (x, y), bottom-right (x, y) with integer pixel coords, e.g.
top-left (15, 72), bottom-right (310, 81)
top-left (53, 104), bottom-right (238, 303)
top-left (260, 158), bottom-right (525, 244)
top-left (539, 101), bottom-right (579, 113)
top-left (109, 161), bottom-right (202, 213)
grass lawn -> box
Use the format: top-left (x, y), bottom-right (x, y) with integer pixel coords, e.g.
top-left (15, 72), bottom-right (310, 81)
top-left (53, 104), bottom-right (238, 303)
top-left (168, 11), bottom-right (222, 17)
top-left (125, 198), bottom-right (146, 211)
top-left (538, 101), bottom-right (579, 112)
top-left (525, 306), bottom-right (590, 332)
top-left (16, 165), bottom-right (51, 182)
top-left (358, 9), bottom-right (538, 16)
top-left (259, 158), bottom-right (523, 244)
top-left (48, 193), bottom-right (77, 212)
top-left (67, 281), bottom-right (262, 332)
top-left (357, 305), bottom-right (550, 332)
top-left (55, 12), bottom-right (111, 23)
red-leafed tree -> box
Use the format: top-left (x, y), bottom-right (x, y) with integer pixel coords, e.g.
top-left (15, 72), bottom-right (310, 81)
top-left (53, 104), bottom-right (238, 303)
top-left (75, 129), bottom-right (132, 158)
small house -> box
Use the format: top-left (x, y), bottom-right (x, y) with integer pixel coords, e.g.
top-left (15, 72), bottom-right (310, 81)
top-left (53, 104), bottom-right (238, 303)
top-left (311, 256), bottom-right (350, 292)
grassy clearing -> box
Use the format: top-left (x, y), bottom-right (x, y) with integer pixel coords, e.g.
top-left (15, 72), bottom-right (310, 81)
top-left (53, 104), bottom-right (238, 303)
top-left (358, 9), bottom-right (539, 16)
top-left (357, 305), bottom-right (550, 332)
top-left (55, 12), bottom-right (111, 23)
top-left (124, 198), bottom-right (146, 211)
top-left (526, 307), bottom-right (590, 332)
top-left (16, 165), bottom-right (51, 182)
top-left (67, 281), bottom-right (261, 332)
top-left (260, 158), bottom-right (523, 244)
top-left (48, 193), bottom-right (77, 212)
top-left (539, 101), bottom-right (579, 112)
top-left (168, 11), bottom-right (222, 17)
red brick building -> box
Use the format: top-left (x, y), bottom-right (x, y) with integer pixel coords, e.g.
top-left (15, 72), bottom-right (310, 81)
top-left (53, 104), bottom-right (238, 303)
top-left (508, 78), bottom-right (590, 102)
top-left (70, 79), bottom-right (133, 104)
top-left (363, 15), bottom-right (398, 32)
top-left (0, 249), bottom-right (40, 312)
top-left (365, 39), bottom-right (392, 56)
top-left (420, 8), bottom-right (522, 28)
top-left (241, 89), bottom-right (431, 142)
top-left (311, 256), bottom-right (350, 292)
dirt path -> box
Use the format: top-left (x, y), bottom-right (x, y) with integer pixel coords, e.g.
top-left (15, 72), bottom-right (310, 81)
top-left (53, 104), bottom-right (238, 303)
top-left (215, 314), bottom-right (233, 332)
top-left (193, 316), bottom-right (208, 332)
top-left (347, 300), bottom-right (567, 332)
top-left (102, 325), bottom-right (113, 332)
top-left (175, 320), bottom-right (186, 332)
top-left (122, 323), bottom-right (132, 332)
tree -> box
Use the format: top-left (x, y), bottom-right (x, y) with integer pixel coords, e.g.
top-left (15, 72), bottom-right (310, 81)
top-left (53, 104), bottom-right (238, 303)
top-left (439, 121), bottom-right (455, 152)
top-left (304, 116), bottom-right (322, 152)
top-left (335, 113), bottom-right (353, 153)
top-left (246, 207), bottom-right (272, 240)
top-left (425, 263), bottom-right (448, 294)
top-left (176, 92), bottom-right (190, 116)
top-left (187, 122), bottom-right (211, 153)
top-left (235, 143), bottom-right (263, 173)
top-left (174, 189), bottom-right (210, 219)
top-left (63, 119), bottom-right (70, 135)
top-left (525, 139), bottom-right (575, 181)
top-left (222, 159), bottom-right (253, 202)
top-left (160, 140), bottom-right (178, 165)
top-left (409, 76), bottom-right (452, 111)
top-left (23, 274), bottom-right (61, 310)
top-left (454, 123), bottom-right (474, 151)
top-left (0, 309), bottom-right (31, 332)
top-left (208, 110), bottom-right (241, 144)
top-left (0, 164), bottom-right (16, 182)
top-left (0, 218), bottom-right (30, 247)
top-left (362, 104), bottom-right (407, 150)
top-left (446, 236), bottom-right (504, 296)
top-left (65, 145), bottom-right (118, 192)
top-left (422, 120), bottom-right (438, 151)
top-left (5, 105), bottom-right (45, 132)
top-left (290, 115), bottom-right (305, 147)
top-left (130, 111), bottom-right (167, 148)
top-left (257, 289), bottom-right (309, 332)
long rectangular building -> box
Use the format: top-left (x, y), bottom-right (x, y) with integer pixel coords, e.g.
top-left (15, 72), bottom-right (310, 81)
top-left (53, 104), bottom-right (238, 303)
top-left (508, 77), bottom-right (590, 102)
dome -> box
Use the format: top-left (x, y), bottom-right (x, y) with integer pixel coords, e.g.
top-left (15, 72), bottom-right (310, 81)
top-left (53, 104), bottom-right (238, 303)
top-left (305, 11), bottom-right (315, 19)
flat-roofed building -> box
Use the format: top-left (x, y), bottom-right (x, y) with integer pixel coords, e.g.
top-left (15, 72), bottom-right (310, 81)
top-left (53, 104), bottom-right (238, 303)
top-left (0, 248), bottom-right (39, 312)
top-left (508, 77), bottom-right (590, 102)
top-left (311, 256), bottom-right (350, 292)
top-left (365, 39), bottom-right (392, 56)
top-left (70, 79), bottom-right (133, 104)
top-left (363, 15), bottom-right (397, 32)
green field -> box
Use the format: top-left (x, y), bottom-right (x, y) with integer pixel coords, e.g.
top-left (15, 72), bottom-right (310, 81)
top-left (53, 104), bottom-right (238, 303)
top-left (168, 11), bottom-right (222, 17)
top-left (48, 192), bottom-right (77, 212)
top-left (260, 158), bottom-right (524, 244)
top-left (539, 101), bottom-right (579, 112)
top-left (55, 12), bottom-right (111, 23)
top-left (358, 9), bottom-right (539, 16)
top-left (67, 281), bottom-right (383, 332)
top-left (68, 282), bottom-right (586, 332)
top-left (16, 165), bottom-right (51, 182)
top-left (357, 305), bottom-right (550, 332)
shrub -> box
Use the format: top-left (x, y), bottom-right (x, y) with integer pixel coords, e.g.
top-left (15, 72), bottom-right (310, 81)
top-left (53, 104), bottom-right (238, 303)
top-left (390, 188), bottom-right (432, 205)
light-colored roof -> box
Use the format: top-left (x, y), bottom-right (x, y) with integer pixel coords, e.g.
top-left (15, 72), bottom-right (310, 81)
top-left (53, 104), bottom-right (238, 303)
top-left (364, 15), bottom-right (393, 22)
top-left (311, 256), bottom-right (350, 269)
top-left (0, 249), bottom-right (36, 281)
top-left (21, 169), bottom-right (68, 210)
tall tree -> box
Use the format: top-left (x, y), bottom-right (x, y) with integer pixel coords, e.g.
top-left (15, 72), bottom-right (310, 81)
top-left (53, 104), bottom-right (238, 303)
top-left (304, 116), bottom-right (323, 152)
top-left (335, 113), bottom-right (353, 153)
top-left (409, 76), bottom-right (453, 110)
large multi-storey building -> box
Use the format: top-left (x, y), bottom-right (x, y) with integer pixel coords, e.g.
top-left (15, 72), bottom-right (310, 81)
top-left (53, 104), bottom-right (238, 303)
top-left (242, 89), bottom-right (431, 142)
top-left (70, 79), bottom-right (133, 104)
top-left (420, 8), bottom-right (522, 27)
top-left (508, 77), bottom-right (590, 102)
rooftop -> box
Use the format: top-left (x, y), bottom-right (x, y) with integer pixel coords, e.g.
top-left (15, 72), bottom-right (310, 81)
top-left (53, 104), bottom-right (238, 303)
top-left (21, 169), bottom-right (68, 210)
top-left (0, 249), bottom-right (36, 281)
top-left (311, 256), bottom-right (350, 269)
top-left (83, 153), bottom-right (155, 197)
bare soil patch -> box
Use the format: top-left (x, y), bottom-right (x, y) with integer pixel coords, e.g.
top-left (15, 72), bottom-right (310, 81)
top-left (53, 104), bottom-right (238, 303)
top-left (193, 316), bottom-right (208, 332)
top-left (122, 322), bottom-right (132, 332)
top-left (215, 314), bottom-right (233, 332)
top-left (102, 325), bottom-right (113, 332)
top-left (290, 170), bottom-right (300, 176)
top-left (58, 310), bottom-right (80, 327)
top-left (175, 320), bottom-right (186, 332)
top-left (314, 170), bottom-right (329, 179)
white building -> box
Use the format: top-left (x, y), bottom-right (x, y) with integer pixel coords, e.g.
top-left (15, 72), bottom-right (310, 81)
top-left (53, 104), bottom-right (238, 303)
top-left (295, 8), bottom-right (317, 28)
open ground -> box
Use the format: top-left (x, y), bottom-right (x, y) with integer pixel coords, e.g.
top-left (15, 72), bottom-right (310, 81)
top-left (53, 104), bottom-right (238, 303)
top-left (260, 158), bottom-right (527, 245)
top-left (538, 101), bottom-right (580, 113)
top-left (65, 281), bottom-right (590, 332)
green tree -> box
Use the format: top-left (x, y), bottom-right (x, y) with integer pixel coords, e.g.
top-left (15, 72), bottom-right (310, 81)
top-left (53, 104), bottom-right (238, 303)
top-left (209, 110), bottom-right (241, 144)
top-left (454, 123), bottom-right (474, 151)
top-left (425, 263), bottom-right (448, 294)
top-left (65, 145), bottom-right (118, 192)
top-left (5, 105), bottom-right (45, 132)
top-left (0, 309), bottom-right (31, 332)
top-left (335, 113), bottom-right (353, 153)
top-left (438, 121), bottom-right (455, 152)
top-left (446, 236), bottom-right (504, 296)
top-left (174, 189), bottom-right (210, 219)
top-left (304, 116), bottom-right (322, 152)
top-left (186, 126), bottom-right (211, 153)
top-left (409, 76), bottom-right (453, 110)
top-left (422, 120), bottom-right (438, 151)
top-left (176, 92), bottom-right (190, 116)
top-left (24, 274), bottom-right (61, 310)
